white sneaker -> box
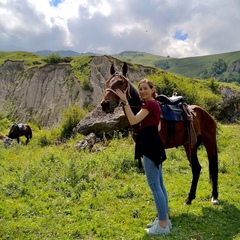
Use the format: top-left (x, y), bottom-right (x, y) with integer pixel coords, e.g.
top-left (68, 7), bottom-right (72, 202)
top-left (168, 220), bottom-right (172, 229)
top-left (147, 218), bottom-right (172, 229)
top-left (146, 217), bottom-right (158, 228)
top-left (145, 223), bottom-right (170, 235)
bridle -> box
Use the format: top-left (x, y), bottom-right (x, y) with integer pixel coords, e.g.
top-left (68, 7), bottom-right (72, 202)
top-left (104, 72), bottom-right (132, 105)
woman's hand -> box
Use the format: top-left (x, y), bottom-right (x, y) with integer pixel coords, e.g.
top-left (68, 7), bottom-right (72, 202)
top-left (116, 89), bottom-right (128, 103)
top-left (116, 88), bottom-right (149, 126)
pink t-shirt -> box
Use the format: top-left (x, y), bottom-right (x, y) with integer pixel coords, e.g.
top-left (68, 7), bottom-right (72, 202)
top-left (140, 100), bottom-right (161, 129)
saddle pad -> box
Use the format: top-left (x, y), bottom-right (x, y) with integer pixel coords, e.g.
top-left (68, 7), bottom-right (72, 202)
top-left (160, 104), bottom-right (183, 121)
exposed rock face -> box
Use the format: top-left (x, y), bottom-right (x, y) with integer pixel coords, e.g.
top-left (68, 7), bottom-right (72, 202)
top-left (219, 85), bottom-right (240, 122)
top-left (1, 55), bottom-right (240, 137)
top-left (0, 56), bottom-right (156, 127)
top-left (0, 60), bottom-right (85, 126)
top-left (228, 60), bottom-right (240, 72)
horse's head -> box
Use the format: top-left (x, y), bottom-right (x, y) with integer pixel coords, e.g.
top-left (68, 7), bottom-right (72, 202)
top-left (8, 123), bottom-right (19, 138)
top-left (101, 62), bottom-right (131, 113)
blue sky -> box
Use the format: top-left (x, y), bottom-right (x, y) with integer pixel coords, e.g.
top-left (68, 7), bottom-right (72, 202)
top-left (0, 0), bottom-right (239, 58)
top-left (50, 0), bottom-right (62, 7)
top-left (174, 31), bottom-right (188, 41)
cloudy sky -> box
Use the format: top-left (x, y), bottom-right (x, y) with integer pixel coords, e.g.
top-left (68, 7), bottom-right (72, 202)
top-left (0, 0), bottom-right (239, 58)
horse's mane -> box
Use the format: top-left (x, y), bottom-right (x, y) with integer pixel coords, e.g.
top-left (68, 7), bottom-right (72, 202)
top-left (128, 82), bottom-right (142, 114)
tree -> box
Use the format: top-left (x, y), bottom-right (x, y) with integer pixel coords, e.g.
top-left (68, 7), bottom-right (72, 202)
top-left (154, 60), bottom-right (170, 70)
top-left (211, 58), bottom-right (227, 77)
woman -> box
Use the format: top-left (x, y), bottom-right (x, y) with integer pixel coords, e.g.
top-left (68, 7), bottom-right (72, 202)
top-left (116, 79), bottom-right (171, 235)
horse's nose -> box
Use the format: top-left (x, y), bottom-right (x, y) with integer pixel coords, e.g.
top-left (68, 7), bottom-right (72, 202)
top-left (101, 100), bottom-right (110, 112)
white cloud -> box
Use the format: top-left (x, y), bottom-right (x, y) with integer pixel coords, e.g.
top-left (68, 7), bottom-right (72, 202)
top-left (0, 0), bottom-right (239, 57)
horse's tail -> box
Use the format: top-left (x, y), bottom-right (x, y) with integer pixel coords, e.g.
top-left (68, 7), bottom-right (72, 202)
top-left (28, 126), bottom-right (33, 139)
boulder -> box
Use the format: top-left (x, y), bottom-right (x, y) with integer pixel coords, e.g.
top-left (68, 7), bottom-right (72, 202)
top-left (75, 105), bottom-right (130, 137)
top-left (75, 132), bottom-right (106, 152)
top-left (1, 137), bottom-right (14, 148)
top-left (219, 85), bottom-right (240, 122)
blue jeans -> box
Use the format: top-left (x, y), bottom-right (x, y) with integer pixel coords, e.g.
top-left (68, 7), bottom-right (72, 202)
top-left (143, 155), bottom-right (168, 220)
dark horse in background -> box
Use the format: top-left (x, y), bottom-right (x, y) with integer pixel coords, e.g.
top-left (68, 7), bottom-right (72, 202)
top-left (100, 62), bottom-right (219, 205)
top-left (8, 123), bottom-right (32, 145)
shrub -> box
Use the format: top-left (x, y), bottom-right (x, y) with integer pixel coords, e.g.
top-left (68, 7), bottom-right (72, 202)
top-left (149, 71), bottom-right (222, 115)
top-left (60, 105), bottom-right (88, 139)
top-left (82, 78), bottom-right (93, 91)
top-left (39, 134), bottom-right (50, 147)
top-left (45, 53), bottom-right (61, 64)
top-left (154, 60), bottom-right (170, 70)
top-left (0, 113), bottom-right (11, 134)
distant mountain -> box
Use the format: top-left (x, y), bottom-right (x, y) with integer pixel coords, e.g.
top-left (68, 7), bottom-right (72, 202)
top-left (35, 50), bottom-right (100, 57)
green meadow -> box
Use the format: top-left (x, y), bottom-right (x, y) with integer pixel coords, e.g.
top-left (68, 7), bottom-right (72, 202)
top-left (0, 51), bottom-right (239, 239)
top-left (0, 122), bottom-right (239, 240)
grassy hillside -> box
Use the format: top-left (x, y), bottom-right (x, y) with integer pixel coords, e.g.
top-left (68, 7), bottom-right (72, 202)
top-left (0, 51), bottom-right (45, 66)
top-left (0, 120), bottom-right (239, 239)
top-left (114, 50), bottom-right (240, 83)
top-left (2, 50), bottom-right (240, 84)
top-left (161, 51), bottom-right (240, 78)
top-left (0, 51), bottom-right (92, 84)
top-left (1, 51), bottom-right (240, 123)
top-left (113, 51), bottom-right (167, 67)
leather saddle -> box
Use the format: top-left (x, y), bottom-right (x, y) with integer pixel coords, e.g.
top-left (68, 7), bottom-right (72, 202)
top-left (157, 94), bottom-right (184, 121)
top-left (17, 123), bottom-right (26, 131)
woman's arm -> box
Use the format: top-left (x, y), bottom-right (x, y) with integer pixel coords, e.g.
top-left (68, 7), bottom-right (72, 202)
top-left (123, 104), bottom-right (149, 125)
top-left (116, 89), bottom-right (149, 126)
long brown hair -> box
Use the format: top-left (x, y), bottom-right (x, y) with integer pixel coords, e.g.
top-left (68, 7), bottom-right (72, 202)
top-left (138, 79), bottom-right (158, 99)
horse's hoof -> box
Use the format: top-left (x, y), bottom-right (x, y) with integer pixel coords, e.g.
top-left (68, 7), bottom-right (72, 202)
top-left (211, 197), bottom-right (219, 205)
top-left (184, 198), bottom-right (192, 205)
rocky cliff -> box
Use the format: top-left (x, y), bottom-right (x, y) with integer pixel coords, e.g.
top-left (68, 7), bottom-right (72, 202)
top-left (219, 85), bottom-right (240, 122)
top-left (0, 55), bottom-right (156, 127)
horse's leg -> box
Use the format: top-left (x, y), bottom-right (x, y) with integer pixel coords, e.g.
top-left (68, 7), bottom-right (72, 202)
top-left (202, 139), bottom-right (219, 205)
top-left (209, 150), bottom-right (219, 205)
top-left (138, 158), bottom-right (143, 169)
top-left (184, 143), bottom-right (202, 205)
top-left (26, 137), bottom-right (29, 145)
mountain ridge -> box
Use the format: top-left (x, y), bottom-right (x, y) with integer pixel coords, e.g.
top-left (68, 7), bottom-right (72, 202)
top-left (34, 49), bottom-right (240, 83)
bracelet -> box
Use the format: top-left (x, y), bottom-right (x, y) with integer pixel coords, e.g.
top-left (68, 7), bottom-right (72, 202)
top-left (121, 100), bottom-right (129, 106)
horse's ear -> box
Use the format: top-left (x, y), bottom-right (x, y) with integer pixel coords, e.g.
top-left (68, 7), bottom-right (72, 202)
top-left (122, 62), bottom-right (128, 76)
top-left (110, 64), bottom-right (115, 75)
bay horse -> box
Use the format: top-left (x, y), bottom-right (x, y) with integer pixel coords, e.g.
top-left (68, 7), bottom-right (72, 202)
top-left (8, 123), bottom-right (32, 145)
top-left (100, 62), bottom-right (219, 205)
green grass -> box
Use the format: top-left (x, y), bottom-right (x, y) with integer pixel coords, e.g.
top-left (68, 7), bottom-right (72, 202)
top-left (0, 123), bottom-right (239, 239)
top-left (0, 51), bottom-right (46, 67)
top-left (70, 56), bottom-right (92, 87)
